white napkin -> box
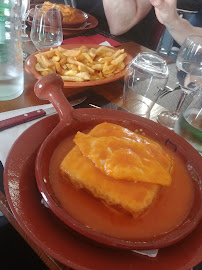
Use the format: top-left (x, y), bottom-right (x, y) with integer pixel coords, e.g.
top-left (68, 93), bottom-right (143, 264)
top-left (99, 41), bottom-right (113, 47)
top-left (133, 249), bottom-right (158, 257)
top-left (0, 104), bottom-right (53, 166)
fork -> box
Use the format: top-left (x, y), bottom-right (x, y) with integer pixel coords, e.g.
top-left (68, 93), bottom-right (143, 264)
top-left (155, 85), bottom-right (181, 100)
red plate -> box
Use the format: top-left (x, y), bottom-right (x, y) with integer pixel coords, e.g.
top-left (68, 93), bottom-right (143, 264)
top-left (62, 13), bottom-right (98, 36)
top-left (62, 9), bottom-right (88, 28)
top-left (3, 113), bottom-right (202, 270)
top-left (27, 13), bottom-right (98, 37)
top-left (28, 7), bottom-right (89, 28)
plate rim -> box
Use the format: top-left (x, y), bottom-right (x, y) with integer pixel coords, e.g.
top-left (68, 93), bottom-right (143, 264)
top-left (62, 13), bottom-right (98, 31)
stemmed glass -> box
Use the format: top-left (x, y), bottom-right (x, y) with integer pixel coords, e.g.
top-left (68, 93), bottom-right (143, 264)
top-left (157, 35), bottom-right (202, 130)
top-left (21, 0), bottom-right (31, 42)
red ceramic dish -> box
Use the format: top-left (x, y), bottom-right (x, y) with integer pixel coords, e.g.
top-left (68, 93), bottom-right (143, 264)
top-left (24, 44), bottom-right (132, 88)
top-left (33, 74), bottom-right (202, 250)
top-left (3, 112), bottom-right (202, 269)
top-left (62, 14), bottom-right (98, 36)
top-left (27, 12), bottom-right (98, 37)
top-left (62, 9), bottom-right (88, 28)
top-left (28, 7), bottom-right (88, 28)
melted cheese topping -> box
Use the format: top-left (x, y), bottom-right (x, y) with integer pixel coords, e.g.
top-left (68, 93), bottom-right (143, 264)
top-left (60, 122), bottom-right (173, 216)
top-left (89, 122), bottom-right (173, 172)
top-left (74, 132), bottom-right (172, 186)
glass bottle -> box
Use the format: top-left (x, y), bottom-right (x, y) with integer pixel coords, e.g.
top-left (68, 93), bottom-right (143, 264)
top-left (174, 88), bottom-right (202, 154)
top-left (0, 0), bottom-right (24, 101)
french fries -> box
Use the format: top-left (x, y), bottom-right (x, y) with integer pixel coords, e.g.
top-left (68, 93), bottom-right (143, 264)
top-left (34, 45), bottom-right (127, 82)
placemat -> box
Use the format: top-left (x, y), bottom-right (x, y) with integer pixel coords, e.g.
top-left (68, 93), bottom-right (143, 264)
top-left (68, 84), bottom-right (192, 115)
top-left (68, 89), bottom-right (123, 111)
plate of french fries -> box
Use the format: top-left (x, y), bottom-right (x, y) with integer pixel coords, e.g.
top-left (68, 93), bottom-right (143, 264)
top-left (24, 44), bottom-right (133, 88)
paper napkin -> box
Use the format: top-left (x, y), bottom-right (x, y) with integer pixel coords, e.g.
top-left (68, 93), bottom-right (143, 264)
top-left (0, 104), bottom-right (53, 166)
top-left (62, 34), bottom-right (121, 47)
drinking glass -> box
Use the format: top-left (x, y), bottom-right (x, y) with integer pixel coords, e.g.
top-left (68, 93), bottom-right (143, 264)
top-left (174, 88), bottom-right (202, 154)
top-left (157, 35), bottom-right (202, 130)
top-left (21, 0), bottom-right (31, 42)
top-left (123, 52), bottom-right (169, 119)
top-left (30, 4), bottom-right (63, 51)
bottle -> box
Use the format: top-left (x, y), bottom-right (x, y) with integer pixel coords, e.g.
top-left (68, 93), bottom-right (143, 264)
top-left (174, 88), bottom-right (202, 154)
top-left (0, 0), bottom-right (24, 101)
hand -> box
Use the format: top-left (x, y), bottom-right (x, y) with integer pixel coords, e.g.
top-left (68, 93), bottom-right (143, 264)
top-left (149, 0), bottom-right (179, 26)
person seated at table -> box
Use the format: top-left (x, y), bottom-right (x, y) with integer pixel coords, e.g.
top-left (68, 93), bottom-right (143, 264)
top-left (103, 0), bottom-right (202, 47)
top-left (102, 0), bottom-right (152, 36)
top-left (150, 0), bottom-right (202, 46)
top-left (102, 0), bottom-right (160, 49)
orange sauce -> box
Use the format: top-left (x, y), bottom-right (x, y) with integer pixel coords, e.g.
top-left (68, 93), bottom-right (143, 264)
top-left (49, 133), bottom-right (194, 241)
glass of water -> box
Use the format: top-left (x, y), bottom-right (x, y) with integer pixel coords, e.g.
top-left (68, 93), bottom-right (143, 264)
top-left (174, 88), bottom-right (202, 154)
top-left (30, 4), bottom-right (63, 51)
top-left (157, 35), bottom-right (202, 130)
top-left (123, 52), bottom-right (169, 118)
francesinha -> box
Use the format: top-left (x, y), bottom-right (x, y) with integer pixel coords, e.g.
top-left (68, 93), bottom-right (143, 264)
top-left (60, 122), bottom-right (173, 217)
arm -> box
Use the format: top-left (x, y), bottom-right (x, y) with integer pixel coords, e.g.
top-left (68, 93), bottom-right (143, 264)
top-left (150, 0), bottom-right (202, 45)
top-left (103, 0), bottom-right (152, 35)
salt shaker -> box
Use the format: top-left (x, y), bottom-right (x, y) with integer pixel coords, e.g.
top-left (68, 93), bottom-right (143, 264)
top-left (0, 0), bottom-right (24, 101)
top-left (174, 88), bottom-right (202, 154)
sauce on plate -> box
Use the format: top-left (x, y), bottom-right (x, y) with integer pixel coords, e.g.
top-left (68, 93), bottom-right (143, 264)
top-left (49, 131), bottom-right (194, 241)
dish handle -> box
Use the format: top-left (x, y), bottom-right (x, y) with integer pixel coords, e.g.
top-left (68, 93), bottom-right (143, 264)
top-left (34, 74), bottom-right (74, 123)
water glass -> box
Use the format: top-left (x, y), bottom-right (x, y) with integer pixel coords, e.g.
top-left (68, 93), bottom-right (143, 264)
top-left (0, 0), bottom-right (24, 101)
top-left (123, 52), bottom-right (169, 118)
top-left (30, 4), bottom-right (63, 51)
top-left (174, 88), bottom-right (202, 154)
top-left (158, 35), bottom-right (202, 130)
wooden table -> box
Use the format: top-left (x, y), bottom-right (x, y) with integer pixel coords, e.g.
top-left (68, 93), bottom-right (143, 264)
top-left (0, 40), bottom-right (199, 270)
top-left (0, 41), bottom-right (157, 113)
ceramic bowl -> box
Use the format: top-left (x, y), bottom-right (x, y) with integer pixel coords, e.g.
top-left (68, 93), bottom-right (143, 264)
top-left (33, 73), bottom-right (202, 250)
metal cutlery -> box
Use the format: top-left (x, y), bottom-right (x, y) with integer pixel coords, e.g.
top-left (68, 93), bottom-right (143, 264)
top-left (0, 96), bottom-right (87, 131)
top-left (155, 85), bottom-right (181, 100)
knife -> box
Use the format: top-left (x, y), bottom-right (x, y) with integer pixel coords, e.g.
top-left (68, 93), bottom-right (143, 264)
top-left (0, 96), bottom-right (87, 131)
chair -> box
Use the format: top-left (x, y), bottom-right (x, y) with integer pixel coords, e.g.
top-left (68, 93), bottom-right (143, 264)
top-left (149, 17), bottom-right (165, 51)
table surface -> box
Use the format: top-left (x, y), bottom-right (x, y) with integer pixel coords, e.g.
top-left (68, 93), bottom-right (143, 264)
top-left (0, 41), bottom-right (159, 111)
top-left (0, 37), bottom-right (199, 270)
